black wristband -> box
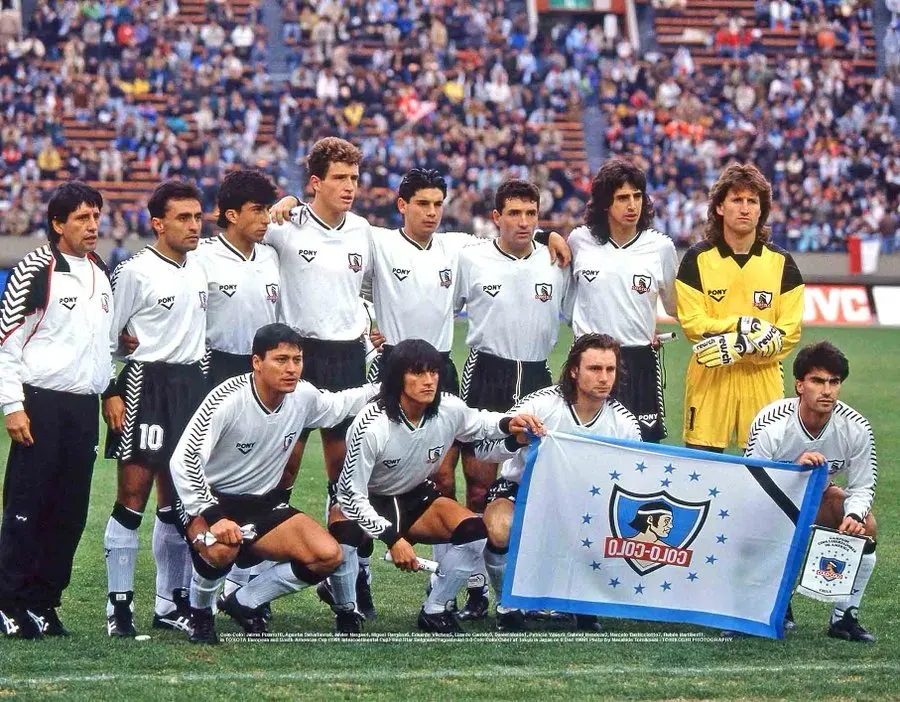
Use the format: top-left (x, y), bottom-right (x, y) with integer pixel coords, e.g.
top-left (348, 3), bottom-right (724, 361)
top-left (200, 504), bottom-right (226, 527)
top-left (499, 417), bottom-right (513, 434)
top-left (504, 435), bottom-right (521, 452)
top-left (101, 379), bottom-right (119, 400)
top-left (534, 229), bottom-right (550, 245)
top-left (847, 513), bottom-right (865, 524)
top-left (379, 525), bottom-right (400, 548)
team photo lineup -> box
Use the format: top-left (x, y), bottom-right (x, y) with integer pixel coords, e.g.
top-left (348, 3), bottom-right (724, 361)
top-left (0, 131), bottom-right (880, 648)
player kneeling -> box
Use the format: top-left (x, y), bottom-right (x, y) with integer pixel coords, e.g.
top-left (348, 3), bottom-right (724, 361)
top-left (169, 324), bottom-right (378, 643)
top-left (481, 334), bottom-right (642, 632)
top-left (323, 339), bottom-right (544, 634)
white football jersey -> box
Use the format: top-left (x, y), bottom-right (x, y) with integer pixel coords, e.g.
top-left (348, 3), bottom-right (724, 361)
top-left (264, 207), bottom-right (372, 340)
top-left (568, 226), bottom-right (677, 346)
top-left (477, 386), bottom-right (641, 483)
top-left (744, 397), bottom-right (877, 519)
top-left (193, 235), bottom-right (280, 355)
top-left (337, 393), bottom-right (509, 540)
top-left (109, 247), bottom-right (208, 364)
top-left (456, 241), bottom-right (570, 361)
top-left (170, 373), bottom-right (378, 518)
top-left (371, 227), bottom-right (481, 352)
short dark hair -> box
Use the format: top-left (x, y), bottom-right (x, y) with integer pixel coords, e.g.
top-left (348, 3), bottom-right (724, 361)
top-left (558, 333), bottom-right (621, 404)
top-left (252, 323), bottom-right (304, 359)
top-left (398, 168), bottom-right (447, 202)
top-left (148, 180), bottom-right (203, 220)
top-left (584, 160), bottom-right (655, 243)
top-left (217, 170), bottom-right (277, 228)
top-left (628, 501), bottom-right (672, 532)
top-left (793, 341), bottom-right (850, 382)
top-left (494, 179), bottom-right (540, 214)
top-left (377, 339), bottom-right (443, 422)
top-left (307, 137), bottom-right (362, 180)
top-left (47, 182), bottom-right (103, 243)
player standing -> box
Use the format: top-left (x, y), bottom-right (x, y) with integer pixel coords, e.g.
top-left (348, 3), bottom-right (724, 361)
top-left (676, 163), bottom-right (804, 451)
top-left (103, 181), bottom-right (209, 637)
top-left (568, 160), bottom-right (677, 442)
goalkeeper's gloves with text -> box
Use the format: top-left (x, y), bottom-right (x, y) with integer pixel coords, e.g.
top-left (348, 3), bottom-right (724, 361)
top-left (693, 332), bottom-right (751, 367)
top-left (737, 316), bottom-right (784, 358)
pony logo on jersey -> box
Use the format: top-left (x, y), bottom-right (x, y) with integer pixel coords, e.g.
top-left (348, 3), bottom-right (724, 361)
top-left (534, 284), bottom-right (553, 302)
top-left (235, 441), bottom-right (255, 455)
top-left (299, 249), bottom-right (317, 262)
top-left (582, 270), bottom-right (599, 283)
top-left (427, 445), bottom-right (445, 464)
top-left (265, 283), bottom-right (279, 303)
top-left (383, 458), bottom-right (401, 468)
top-left (827, 459), bottom-right (845, 474)
top-left (101, 293), bottom-right (110, 313)
top-left (157, 295), bottom-right (176, 310)
top-left (753, 290), bottom-right (773, 310)
top-left (708, 289), bottom-right (727, 302)
top-left (439, 269), bottom-right (452, 288)
top-left (632, 275), bottom-right (651, 294)
top-left (199, 292), bottom-right (208, 310)
top-left (283, 431), bottom-right (297, 451)
top-left (219, 284), bottom-right (238, 297)
top-left (392, 268), bottom-right (410, 281)
top-left (348, 253), bottom-right (363, 273)
top-left (607, 486), bottom-right (710, 576)
top-left (59, 296), bottom-right (78, 310)
top-left (482, 284), bottom-right (501, 297)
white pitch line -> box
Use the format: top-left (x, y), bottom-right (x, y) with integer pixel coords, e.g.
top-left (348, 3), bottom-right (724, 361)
top-left (1, 662), bottom-right (898, 687)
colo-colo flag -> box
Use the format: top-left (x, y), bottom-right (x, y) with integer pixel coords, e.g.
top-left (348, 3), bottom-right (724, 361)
top-left (503, 432), bottom-right (827, 638)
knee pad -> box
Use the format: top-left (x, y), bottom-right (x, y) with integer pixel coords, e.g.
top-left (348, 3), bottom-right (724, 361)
top-left (111, 502), bottom-right (143, 530)
top-left (156, 506), bottom-right (177, 525)
top-left (864, 538), bottom-right (877, 555)
top-left (290, 560), bottom-right (328, 585)
top-left (191, 549), bottom-right (232, 580)
top-left (450, 516), bottom-right (488, 545)
top-left (329, 520), bottom-right (368, 547)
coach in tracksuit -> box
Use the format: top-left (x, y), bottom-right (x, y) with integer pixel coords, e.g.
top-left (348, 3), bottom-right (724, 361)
top-left (0, 183), bottom-right (120, 639)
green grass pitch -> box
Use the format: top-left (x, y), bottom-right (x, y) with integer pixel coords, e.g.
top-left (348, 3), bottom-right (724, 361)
top-left (1, 323), bottom-right (898, 700)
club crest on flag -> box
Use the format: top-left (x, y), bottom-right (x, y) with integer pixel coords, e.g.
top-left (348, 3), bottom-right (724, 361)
top-left (607, 486), bottom-right (711, 576)
top-left (817, 557), bottom-right (846, 581)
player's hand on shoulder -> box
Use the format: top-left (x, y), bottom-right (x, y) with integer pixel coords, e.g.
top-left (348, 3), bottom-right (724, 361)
top-left (209, 518), bottom-right (244, 546)
top-left (547, 231), bottom-right (571, 269)
top-left (102, 396), bottom-right (126, 433)
top-left (795, 450), bottom-right (827, 466)
top-left (269, 195), bottom-right (301, 225)
top-left (508, 413), bottom-right (546, 437)
top-left (388, 538), bottom-right (420, 571)
top-left (5, 410), bottom-right (33, 446)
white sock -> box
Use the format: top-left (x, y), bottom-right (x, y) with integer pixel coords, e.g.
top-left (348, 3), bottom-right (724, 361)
top-left (250, 560), bottom-right (276, 577)
top-left (234, 562), bottom-right (308, 609)
top-left (424, 539), bottom-right (486, 614)
top-left (833, 552), bottom-right (876, 622)
top-left (190, 571), bottom-right (225, 610)
top-left (465, 539), bottom-right (488, 593)
top-left (483, 545), bottom-right (508, 602)
top-left (223, 566), bottom-right (252, 598)
top-left (152, 513), bottom-right (191, 615)
top-left (329, 544), bottom-right (359, 611)
top-left (105, 515), bottom-right (140, 614)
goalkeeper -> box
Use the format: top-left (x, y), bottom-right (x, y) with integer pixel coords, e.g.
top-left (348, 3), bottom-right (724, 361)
top-left (675, 164), bottom-right (804, 451)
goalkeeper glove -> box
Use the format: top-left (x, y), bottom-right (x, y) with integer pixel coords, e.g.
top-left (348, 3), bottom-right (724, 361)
top-left (737, 316), bottom-right (783, 358)
top-left (693, 332), bottom-right (751, 368)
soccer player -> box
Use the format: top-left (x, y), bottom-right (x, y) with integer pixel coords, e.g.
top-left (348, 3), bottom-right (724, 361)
top-left (103, 181), bottom-right (209, 637)
top-left (325, 339), bottom-right (544, 634)
top-left (169, 324), bottom-right (378, 644)
top-left (676, 163), bottom-right (804, 451)
top-left (453, 179), bottom-right (570, 618)
top-left (480, 334), bottom-right (641, 631)
top-left (0, 183), bottom-right (118, 638)
top-left (567, 160), bottom-right (677, 442)
top-left (194, 169), bottom-right (280, 387)
top-left (744, 341), bottom-right (877, 643)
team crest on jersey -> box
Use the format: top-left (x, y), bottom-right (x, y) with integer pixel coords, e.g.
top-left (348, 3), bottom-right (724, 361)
top-left (427, 445), bottom-right (445, 464)
top-left (283, 431), bottom-right (297, 451)
top-left (632, 275), bottom-right (651, 294)
top-left (219, 284), bottom-right (238, 298)
top-left (265, 283), bottom-right (279, 303)
top-left (59, 296), bottom-right (77, 310)
top-left (607, 486), bottom-right (711, 576)
top-left (101, 293), bottom-right (110, 313)
top-left (383, 458), bottom-right (401, 468)
top-left (299, 249), bottom-right (317, 262)
top-left (827, 459), bottom-right (845, 474)
top-left (482, 284), bottom-right (501, 297)
top-left (439, 269), bottom-right (452, 288)
top-left (157, 295), bottom-right (175, 310)
top-left (534, 283), bottom-right (553, 302)
top-left (708, 288), bottom-right (727, 302)
top-left (348, 253), bottom-right (363, 273)
top-left (199, 292), bottom-right (208, 310)
top-left (392, 267), bottom-right (410, 281)
top-left (752, 290), bottom-right (773, 309)
top-left (582, 270), bottom-right (599, 283)
top-left (235, 441), bottom-right (255, 455)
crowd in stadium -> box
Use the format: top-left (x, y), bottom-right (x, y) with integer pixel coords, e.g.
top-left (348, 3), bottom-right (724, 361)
top-left (0, 0), bottom-right (898, 252)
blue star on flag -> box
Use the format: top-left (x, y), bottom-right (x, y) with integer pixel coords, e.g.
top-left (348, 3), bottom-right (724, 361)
top-left (709, 487), bottom-right (720, 497)
top-left (635, 462), bottom-right (647, 472)
top-left (660, 478), bottom-right (672, 487)
top-left (589, 485), bottom-right (601, 496)
top-left (718, 509), bottom-right (730, 519)
top-left (609, 578), bottom-right (620, 588)
top-left (706, 554), bottom-right (718, 565)
top-left (581, 538), bottom-right (593, 548)
top-left (634, 583), bottom-right (645, 594)
top-left (716, 534), bottom-right (727, 543)
top-left (687, 572), bottom-right (699, 582)
top-left (689, 471), bottom-right (701, 482)
top-left (582, 513), bottom-right (592, 524)
top-left (663, 464), bottom-right (675, 474)
top-left (591, 561), bottom-right (602, 571)
top-left (609, 470), bottom-right (621, 480)
top-left (661, 581), bottom-right (672, 591)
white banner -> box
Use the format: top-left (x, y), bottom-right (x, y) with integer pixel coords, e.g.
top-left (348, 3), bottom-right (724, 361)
top-left (504, 432), bottom-right (828, 638)
top-left (796, 527), bottom-right (867, 603)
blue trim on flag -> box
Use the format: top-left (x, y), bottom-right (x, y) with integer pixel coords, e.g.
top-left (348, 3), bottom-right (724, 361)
top-left (502, 432), bottom-right (828, 640)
